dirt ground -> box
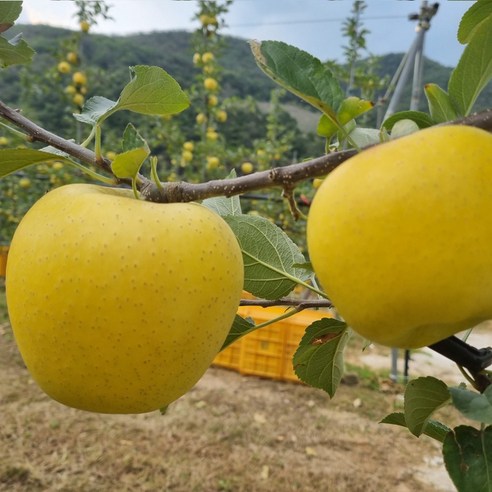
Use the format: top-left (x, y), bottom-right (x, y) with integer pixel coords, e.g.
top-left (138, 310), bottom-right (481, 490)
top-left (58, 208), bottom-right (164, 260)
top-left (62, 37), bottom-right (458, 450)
top-left (2, 288), bottom-right (488, 491)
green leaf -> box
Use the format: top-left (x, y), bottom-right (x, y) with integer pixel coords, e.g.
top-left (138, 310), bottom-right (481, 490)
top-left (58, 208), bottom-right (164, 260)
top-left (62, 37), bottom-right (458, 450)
top-left (337, 96), bottom-right (374, 124)
top-left (202, 195), bottom-right (242, 217)
top-left (458, 0), bottom-right (492, 44)
top-left (110, 126), bottom-right (150, 180)
top-left (381, 110), bottom-right (434, 131)
top-left (404, 376), bottom-right (451, 438)
top-left (317, 114), bottom-right (338, 139)
top-left (0, 1), bottom-right (22, 30)
top-left (115, 65), bottom-right (190, 116)
top-left (317, 97), bottom-right (373, 139)
top-left (443, 425), bottom-right (492, 492)
top-left (0, 148), bottom-right (63, 177)
top-left (347, 127), bottom-right (381, 147)
top-left (449, 16), bottom-right (492, 116)
top-left (250, 40), bottom-right (344, 120)
top-left (450, 385), bottom-right (492, 425)
top-left (424, 83), bottom-right (458, 123)
top-left (73, 96), bottom-right (117, 125)
top-left (380, 412), bottom-right (451, 443)
top-left (202, 170), bottom-right (242, 216)
top-left (121, 123), bottom-right (147, 153)
top-left (390, 119), bottom-right (420, 139)
top-left (293, 318), bottom-right (349, 397)
top-left (0, 33), bottom-right (35, 68)
top-left (224, 215), bottom-right (311, 300)
top-left (221, 314), bottom-right (256, 351)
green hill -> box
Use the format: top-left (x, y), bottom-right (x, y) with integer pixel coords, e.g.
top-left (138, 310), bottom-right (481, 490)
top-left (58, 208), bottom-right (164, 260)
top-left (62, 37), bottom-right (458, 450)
top-left (1, 25), bottom-right (490, 139)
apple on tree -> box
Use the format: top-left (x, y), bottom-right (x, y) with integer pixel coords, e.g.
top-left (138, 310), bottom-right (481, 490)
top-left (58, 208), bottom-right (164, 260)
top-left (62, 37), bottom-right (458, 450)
top-left (307, 125), bottom-right (492, 349)
top-left (6, 184), bottom-right (244, 414)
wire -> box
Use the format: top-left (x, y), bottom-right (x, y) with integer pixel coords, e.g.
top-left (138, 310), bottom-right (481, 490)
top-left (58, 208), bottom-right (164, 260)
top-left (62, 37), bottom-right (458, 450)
top-left (226, 15), bottom-right (407, 29)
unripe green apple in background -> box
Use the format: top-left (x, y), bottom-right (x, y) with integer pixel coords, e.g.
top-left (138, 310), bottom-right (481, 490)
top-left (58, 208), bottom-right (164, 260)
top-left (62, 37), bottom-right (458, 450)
top-left (6, 184), bottom-right (244, 413)
top-left (307, 125), bottom-right (492, 348)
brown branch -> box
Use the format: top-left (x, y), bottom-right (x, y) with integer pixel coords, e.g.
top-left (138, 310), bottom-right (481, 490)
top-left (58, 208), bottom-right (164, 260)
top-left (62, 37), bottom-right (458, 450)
top-left (1, 100), bottom-right (491, 204)
top-left (239, 298), bottom-right (332, 309)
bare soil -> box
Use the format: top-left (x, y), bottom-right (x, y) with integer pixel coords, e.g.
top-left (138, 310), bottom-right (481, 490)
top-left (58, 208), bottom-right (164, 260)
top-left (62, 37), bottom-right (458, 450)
top-left (5, 316), bottom-right (481, 492)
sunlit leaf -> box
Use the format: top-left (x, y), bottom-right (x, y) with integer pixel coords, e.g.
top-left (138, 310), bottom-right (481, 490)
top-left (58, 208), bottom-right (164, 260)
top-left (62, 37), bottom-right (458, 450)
top-left (115, 65), bottom-right (190, 116)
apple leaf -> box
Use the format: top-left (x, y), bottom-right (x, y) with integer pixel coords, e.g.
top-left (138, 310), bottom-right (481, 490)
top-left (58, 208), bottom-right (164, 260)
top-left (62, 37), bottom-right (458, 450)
top-left (221, 314), bottom-right (256, 350)
top-left (424, 83), bottom-right (458, 123)
top-left (0, 32), bottom-right (35, 68)
top-left (115, 65), bottom-right (190, 116)
top-left (224, 214), bottom-right (311, 300)
top-left (121, 122), bottom-right (147, 152)
top-left (317, 96), bottom-right (373, 139)
top-left (443, 425), bottom-right (492, 492)
top-left (380, 412), bottom-right (451, 443)
top-left (250, 40), bottom-right (344, 121)
top-left (390, 119), bottom-right (420, 139)
top-left (448, 15), bottom-right (492, 116)
top-left (449, 385), bottom-right (492, 425)
top-left (292, 318), bottom-right (349, 397)
top-left (457, 0), bottom-right (492, 44)
top-left (0, 1), bottom-right (21, 33)
top-left (202, 194), bottom-right (242, 217)
top-left (346, 127), bottom-right (381, 148)
top-left (73, 96), bottom-right (117, 125)
top-left (0, 148), bottom-right (64, 177)
top-left (404, 376), bottom-right (451, 438)
top-left (381, 110), bottom-right (434, 131)
top-left (202, 170), bottom-right (242, 216)
top-left (110, 125), bottom-right (150, 180)
top-left (74, 66), bottom-right (189, 125)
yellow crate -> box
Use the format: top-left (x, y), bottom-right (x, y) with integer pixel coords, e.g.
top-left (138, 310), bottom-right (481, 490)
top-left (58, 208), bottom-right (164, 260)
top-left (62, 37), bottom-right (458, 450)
top-left (0, 246), bottom-right (8, 278)
top-left (214, 305), bottom-right (332, 383)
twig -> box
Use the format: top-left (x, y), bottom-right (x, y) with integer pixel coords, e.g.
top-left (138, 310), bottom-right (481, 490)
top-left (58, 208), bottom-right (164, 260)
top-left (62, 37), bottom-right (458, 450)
top-left (239, 298), bottom-right (332, 309)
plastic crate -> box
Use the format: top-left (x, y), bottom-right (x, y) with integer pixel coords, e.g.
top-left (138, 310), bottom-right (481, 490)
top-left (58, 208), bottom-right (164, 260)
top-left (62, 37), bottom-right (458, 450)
top-left (0, 246), bottom-right (8, 278)
top-left (213, 305), bottom-right (333, 383)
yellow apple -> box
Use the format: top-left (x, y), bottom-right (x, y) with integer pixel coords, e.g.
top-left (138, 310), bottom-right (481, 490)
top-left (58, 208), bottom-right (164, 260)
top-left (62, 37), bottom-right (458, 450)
top-left (72, 93), bottom-right (85, 107)
top-left (204, 77), bottom-right (218, 91)
top-left (241, 162), bottom-right (254, 174)
top-left (72, 71), bottom-right (87, 86)
top-left (57, 61), bottom-right (71, 74)
top-left (307, 125), bottom-right (492, 348)
top-left (80, 20), bottom-right (90, 33)
top-left (6, 184), bottom-right (244, 413)
top-left (201, 52), bottom-right (214, 64)
top-left (66, 51), bottom-right (78, 64)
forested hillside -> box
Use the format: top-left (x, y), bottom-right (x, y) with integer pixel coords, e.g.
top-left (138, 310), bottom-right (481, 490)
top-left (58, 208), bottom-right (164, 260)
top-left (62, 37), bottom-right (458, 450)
top-left (2, 24), bottom-right (489, 141)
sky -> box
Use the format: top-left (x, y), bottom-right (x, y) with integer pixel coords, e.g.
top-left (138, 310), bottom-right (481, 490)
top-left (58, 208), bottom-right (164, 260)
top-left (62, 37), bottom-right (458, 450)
top-left (17, 0), bottom-right (474, 68)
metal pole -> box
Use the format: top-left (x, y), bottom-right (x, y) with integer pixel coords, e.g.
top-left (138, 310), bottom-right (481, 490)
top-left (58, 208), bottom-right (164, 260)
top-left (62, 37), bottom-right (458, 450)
top-left (380, 1), bottom-right (439, 122)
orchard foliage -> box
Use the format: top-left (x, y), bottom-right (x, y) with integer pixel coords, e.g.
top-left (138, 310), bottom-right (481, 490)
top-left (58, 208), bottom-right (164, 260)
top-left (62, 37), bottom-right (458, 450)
top-left (1, 1), bottom-right (492, 490)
